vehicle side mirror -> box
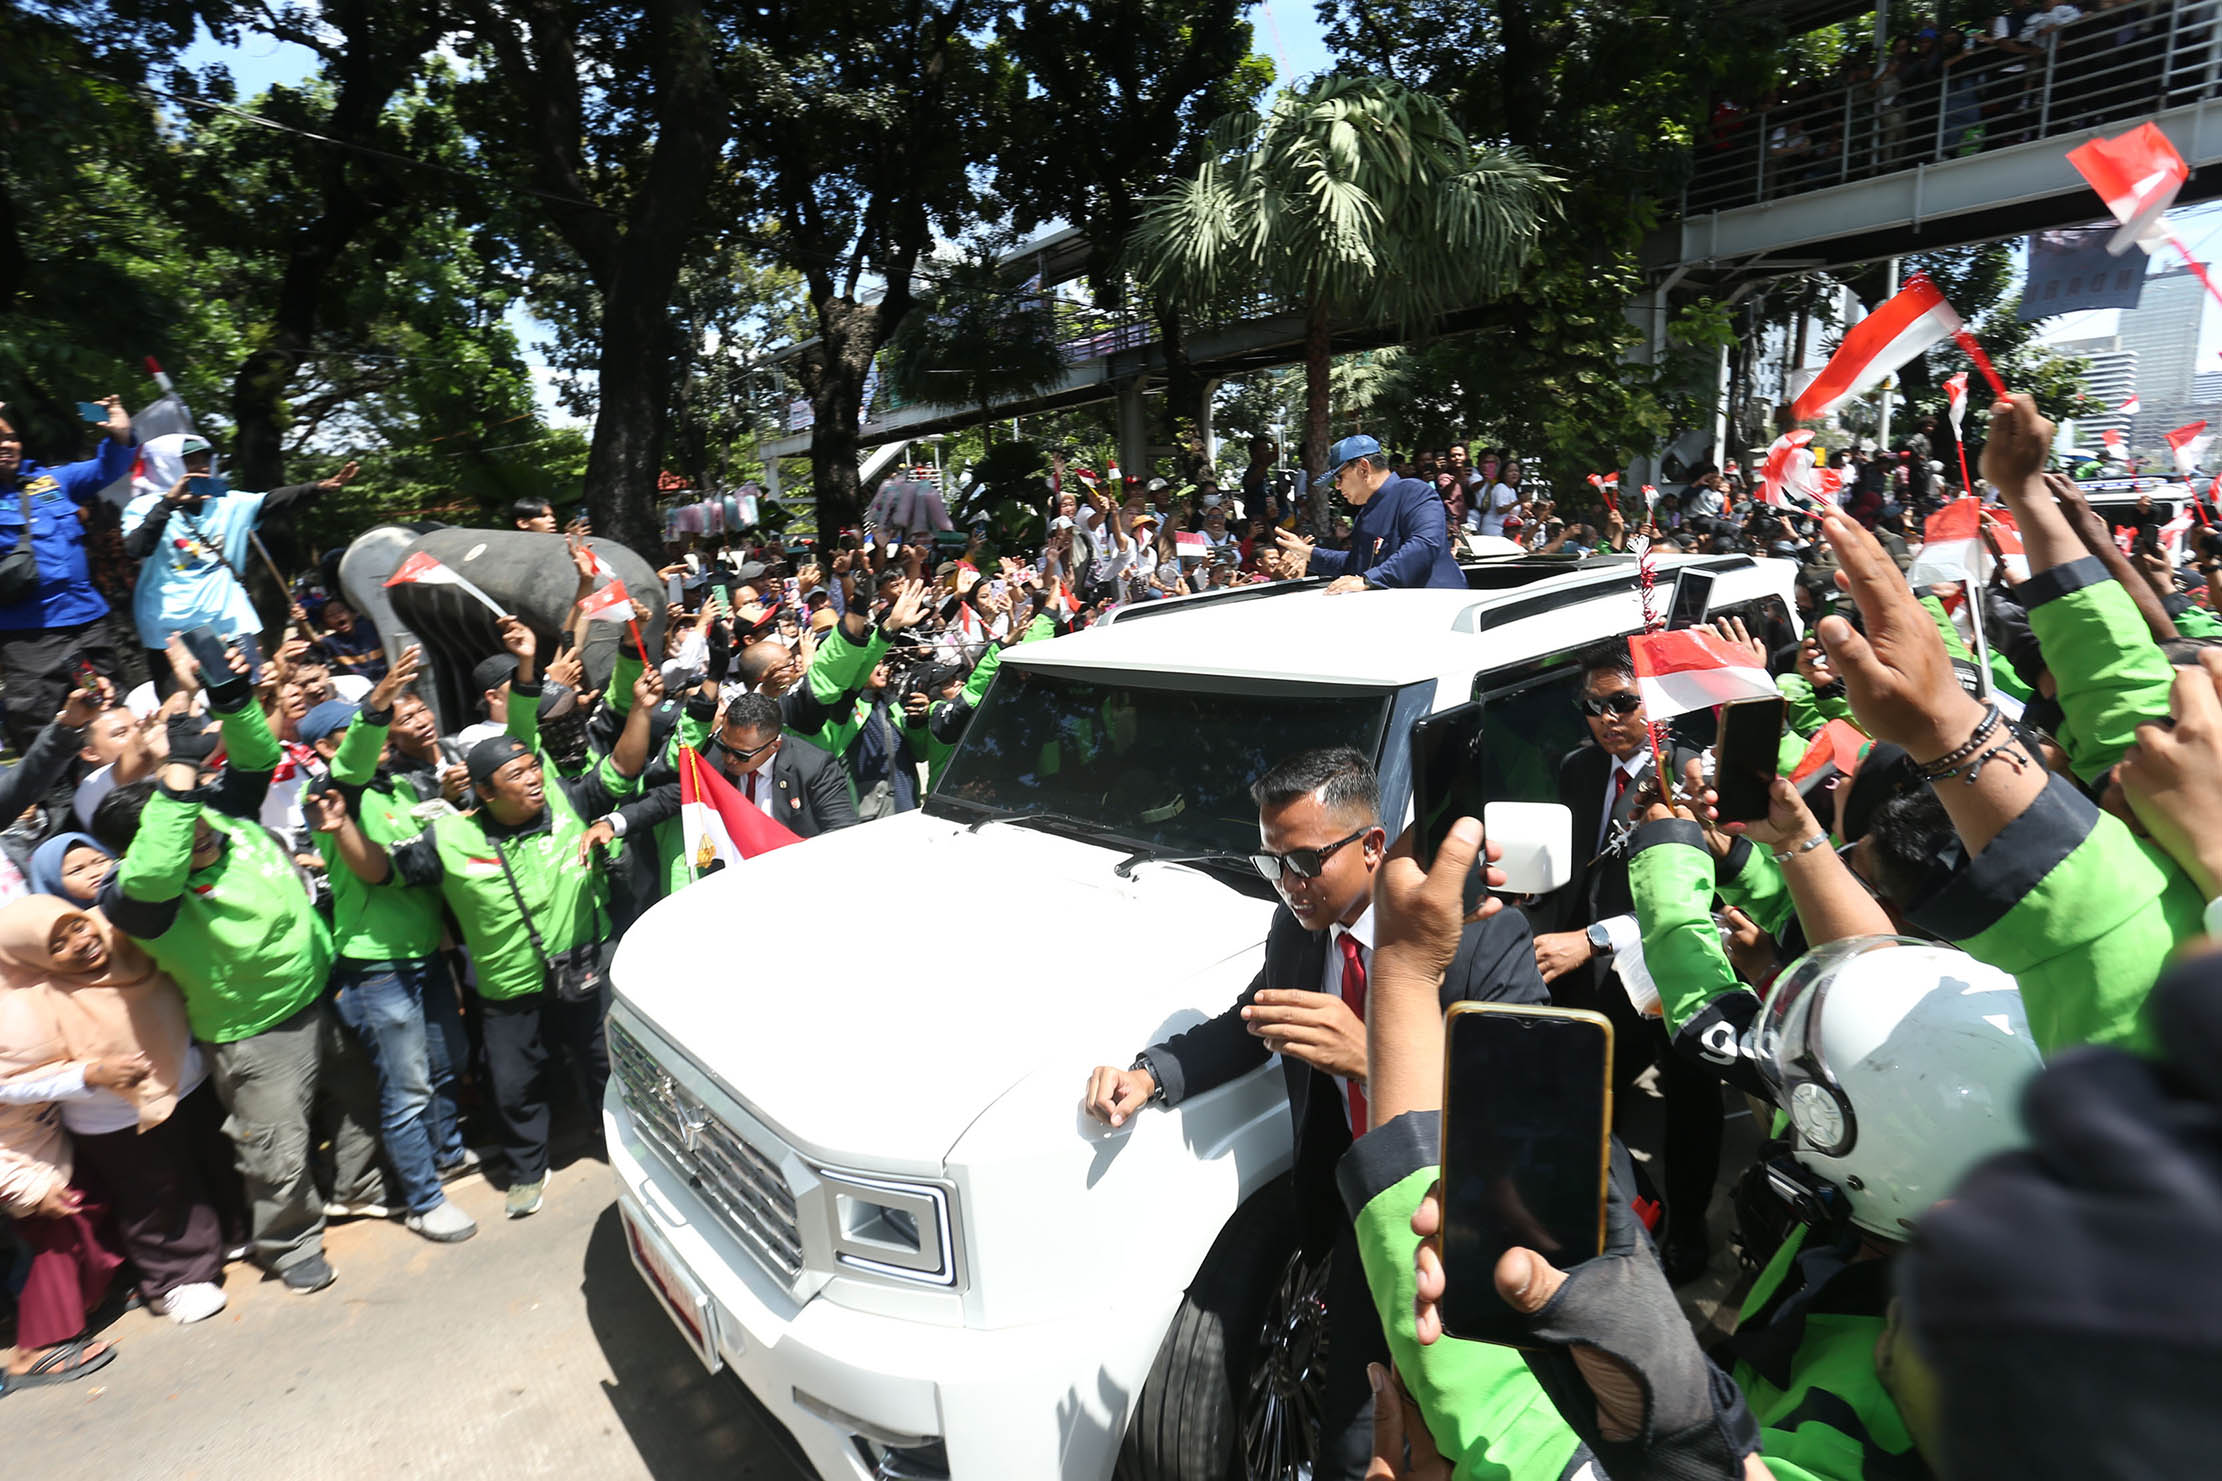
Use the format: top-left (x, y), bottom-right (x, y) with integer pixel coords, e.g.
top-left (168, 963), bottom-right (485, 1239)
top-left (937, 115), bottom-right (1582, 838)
top-left (1486, 802), bottom-right (1573, 895)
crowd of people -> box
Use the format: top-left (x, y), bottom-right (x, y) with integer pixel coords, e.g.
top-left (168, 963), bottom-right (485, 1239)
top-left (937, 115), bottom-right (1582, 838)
top-left (6, 378), bottom-right (2222, 1481)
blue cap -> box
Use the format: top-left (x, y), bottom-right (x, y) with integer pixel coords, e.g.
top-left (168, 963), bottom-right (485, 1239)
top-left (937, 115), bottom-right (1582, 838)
top-left (1311, 434), bottom-right (1388, 491)
top-left (297, 701), bottom-right (362, 744)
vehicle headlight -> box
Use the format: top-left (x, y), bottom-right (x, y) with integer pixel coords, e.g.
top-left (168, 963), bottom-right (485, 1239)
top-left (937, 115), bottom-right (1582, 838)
top-left (816, 1169), bottom-right (960, 1287)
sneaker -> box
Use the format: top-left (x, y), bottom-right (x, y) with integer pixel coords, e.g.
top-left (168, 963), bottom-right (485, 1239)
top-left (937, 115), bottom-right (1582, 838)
top-left (223, 1243), bottom-right (253, 1263)
top-left (321, 1199), bottom-right (392, 1221)
top-left (279, 1255), bottom-right (337, 1295)
top-left (405, 1199), bottom-right (479, 1243)
top-left (148, 1282), bottom-right (228, 1325)
top-left (436, 1148), bottom-right (483, 1181)
top-left (504, 1178), bottom-right (545, 1219)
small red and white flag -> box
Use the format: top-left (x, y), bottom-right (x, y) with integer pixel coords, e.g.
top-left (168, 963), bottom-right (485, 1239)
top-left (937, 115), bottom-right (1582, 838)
top-left (1627, 628), bottom-right (1779, 721)
top-left (2118, 393), bottom-right (2141, 417)
top-left (1174, 531), bottom-right (1209, 558)
top-left (2158, 508), bottom-right (2196, 559)
top-left (678, 746), bottom-right (801, 879)
top-left (2101, 427), bottom-right (2127, 458)
top-left (2166, 420), bottom-right (2211, 475)
top-left (1944, 372), bottom-right (1969, 438)
top-left (2067, 122), bottom-right (2188, 258)
top-left (1909, 497), bottom-right (2025, 586)
top-left (1051, 580), bottom-right (1079, 619)
top-left (1790, 718), bottom-right (1870, 788)
top-left (577, 577), bottom-right (635, 624)
top-left (1758, 430), bottom-right (1833, 507)
top-left (382, 551), bottom-right (506, 614)
top-left (1792, 275), bottom-right (1965, 423)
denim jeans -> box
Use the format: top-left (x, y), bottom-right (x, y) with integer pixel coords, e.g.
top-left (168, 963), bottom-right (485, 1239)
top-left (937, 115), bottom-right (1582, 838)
top-left (330, 957), bottom-right (447, 1215)
top-left (420, 954), bottom-right (469, 1169)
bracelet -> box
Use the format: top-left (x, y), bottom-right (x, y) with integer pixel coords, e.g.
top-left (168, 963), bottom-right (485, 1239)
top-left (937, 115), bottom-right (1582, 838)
top-left (1911, 704), bottom-right (2003, 782)
top-left (1771, 834), bottom-right (1830, 864)
top-left (1952, 740), bottom-right (2030, 786)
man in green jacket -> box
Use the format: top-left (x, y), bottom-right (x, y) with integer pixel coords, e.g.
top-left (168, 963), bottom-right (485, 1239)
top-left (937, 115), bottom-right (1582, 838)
top-left (313, 662), bottom-right (663, 1219)
top-left (94, 666), bottom-right (377, 1295)
top-left (298, 644), bottom-right (478, 1244)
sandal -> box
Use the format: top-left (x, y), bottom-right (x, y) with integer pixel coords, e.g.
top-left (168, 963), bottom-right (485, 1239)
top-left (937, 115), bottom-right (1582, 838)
top-left (1, 1337), bottom-right (116, 1395)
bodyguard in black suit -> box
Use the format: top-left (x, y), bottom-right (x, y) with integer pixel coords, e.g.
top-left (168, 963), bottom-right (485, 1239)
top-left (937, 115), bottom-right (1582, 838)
top-left (1529, 647), bottom-right (1722, 1284)
top-left (1084, 748), bottom-right (1546, 1481)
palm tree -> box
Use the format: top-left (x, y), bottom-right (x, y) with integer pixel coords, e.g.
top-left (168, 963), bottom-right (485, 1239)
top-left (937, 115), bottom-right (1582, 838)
top-left (1128, 75), bottom-right (1561, 524)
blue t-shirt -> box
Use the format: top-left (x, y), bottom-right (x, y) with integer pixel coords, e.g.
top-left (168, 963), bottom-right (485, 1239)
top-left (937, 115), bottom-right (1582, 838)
top-left (121, 489), bottom-right (270, 647)
top-left (0, 439), bottom-right (134, 632)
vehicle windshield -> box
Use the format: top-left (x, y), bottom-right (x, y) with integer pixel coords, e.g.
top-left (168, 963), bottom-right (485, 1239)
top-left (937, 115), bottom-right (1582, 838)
top-left (930, 666), bottom-right (1392, 859)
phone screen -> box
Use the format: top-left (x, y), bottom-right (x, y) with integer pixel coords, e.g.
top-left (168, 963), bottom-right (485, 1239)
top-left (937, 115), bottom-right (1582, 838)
top-left (1713, 696), bottom-right (1787, 823)
top-left (1666, 569), bottom-right (1715, 631)
top-left (77, 401), bottom-right (109, 424)
top-left (179, 624), bottom-right (233, 684)
top-left (666, 575), bottom-right (685, 608)
top-left (1409, 701), bottom-right (1489, 917)
top-left (1439, 1005), bottom-right (1615, 1345)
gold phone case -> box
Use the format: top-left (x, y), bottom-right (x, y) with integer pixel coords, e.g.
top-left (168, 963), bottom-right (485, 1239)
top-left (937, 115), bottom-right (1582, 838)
top-left (1438, 1002), bottom-right (1615, 1346)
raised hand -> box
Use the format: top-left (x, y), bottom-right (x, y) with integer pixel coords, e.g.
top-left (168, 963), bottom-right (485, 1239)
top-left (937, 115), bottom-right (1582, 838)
top-left (319, 460), bottom-right (362, 491)
top-left (1814, 512), bottom-right (1984, 760)
top-left (497, 615), bottom-right (537, 662)
top-left (1978, 394), bottom-right (2052, 490)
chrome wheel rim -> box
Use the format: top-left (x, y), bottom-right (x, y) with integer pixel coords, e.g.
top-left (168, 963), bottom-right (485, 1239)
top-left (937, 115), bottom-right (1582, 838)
top-left (1241, 1246), bottom-right (1329, 1481)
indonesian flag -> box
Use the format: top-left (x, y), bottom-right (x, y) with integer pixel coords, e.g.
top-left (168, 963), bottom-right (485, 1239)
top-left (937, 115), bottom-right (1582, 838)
top-left (1790, 719), bottom-right (1870, 788)
top-left (1174, 531), bottom-right (1208, 558)
top-left (1051, 581), bottom-right (1079, 619)
top-left (2167, 420), bottom-right (2211, 474)
top-left (2102, 427), bottom-right (2127, 458)
top-left (382, 551), bottom-right (506, 614)
top-left (1758, 430), bottom-right (1832, 507)
top-left (578, 577), bottom-right (635, 623)
top-left (2067, 122), bottom-right (2188, 257)
top-left (1792, 275), bottom-right (1965, 423)
top-left (1587, 472), bottom-right (1619, 512)
top-left (1945, 372), bottom-right (1969, 438)
top-left (1909, 497), bottom-right (2025, 586)
top-left (1627, 628), bottom-right (1779, 721)
top-left (2159, 508), bottom-right (2196, 559)
top-left (677, 746), bottom-right (801, 878)
top-left (2119, 393), bottom-right (2141, 417)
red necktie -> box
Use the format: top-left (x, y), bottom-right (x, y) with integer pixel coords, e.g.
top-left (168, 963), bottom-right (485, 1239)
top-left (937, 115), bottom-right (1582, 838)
top-left (1613, 767), bottom-right (1631, 806)
top-left (1337, 931), bottom-right (1368, 1133)
top-left (746, 772), bottom-right (760, 804)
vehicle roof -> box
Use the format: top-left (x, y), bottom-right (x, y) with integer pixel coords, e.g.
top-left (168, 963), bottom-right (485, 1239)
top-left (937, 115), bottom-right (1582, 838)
top-left (1006, 554), bottom-right (1797, 689)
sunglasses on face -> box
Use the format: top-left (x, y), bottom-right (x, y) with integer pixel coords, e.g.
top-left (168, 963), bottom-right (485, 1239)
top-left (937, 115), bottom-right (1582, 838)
top-left (719, 735), bottom-right (778, 764)
top-left (1250, 827), bottom-right (1370, 883)
top-left (1578, 692), bottom-right (1644, 718)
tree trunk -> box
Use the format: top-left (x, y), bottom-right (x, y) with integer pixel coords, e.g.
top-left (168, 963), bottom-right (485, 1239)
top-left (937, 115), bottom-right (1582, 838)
top-left (1153, 300), bottom-right (1212, 484)
top-left (1303, 303), bottom-right (1334, 530)
top-left (803, 297), bottom-right (882, 546)
top-left (582, 276), bottom-right (675, 553)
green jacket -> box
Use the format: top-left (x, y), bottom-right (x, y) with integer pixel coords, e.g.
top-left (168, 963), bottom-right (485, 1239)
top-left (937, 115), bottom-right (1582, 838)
top-left (2169, 596), bottom-right (2222, 640)
top-left (388, 762), bottom-right (640, 1001)
top-left (1778, 671), bottom-right (1855, 740)
top-left (2021, 557), bottom-right (2174, 783)
top-left (316, 705), bottom-right (447, 962)
top-left (101, 699), bottom-right (333, 1043)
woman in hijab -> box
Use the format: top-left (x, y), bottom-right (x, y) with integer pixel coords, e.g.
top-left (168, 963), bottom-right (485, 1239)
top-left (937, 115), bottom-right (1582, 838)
top-left (0, 942), bottom-right (139, 1392)
top-left (28, 832), bottom-right (114, 910)
top-left (0, 896), bottom-right (244, 1328)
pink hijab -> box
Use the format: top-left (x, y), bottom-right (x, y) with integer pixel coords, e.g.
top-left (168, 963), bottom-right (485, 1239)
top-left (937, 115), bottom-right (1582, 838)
top-left (0, 897), bottom-right (191, 1131)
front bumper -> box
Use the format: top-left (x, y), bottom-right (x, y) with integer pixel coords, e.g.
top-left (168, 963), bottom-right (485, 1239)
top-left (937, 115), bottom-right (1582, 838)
top-left (604, 1089), bottom-right (1175, 1481)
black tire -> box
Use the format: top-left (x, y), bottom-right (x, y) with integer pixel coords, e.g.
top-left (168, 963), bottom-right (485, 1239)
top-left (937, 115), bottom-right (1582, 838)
top-left (1116, 1176), bottom-right (1330, 1481)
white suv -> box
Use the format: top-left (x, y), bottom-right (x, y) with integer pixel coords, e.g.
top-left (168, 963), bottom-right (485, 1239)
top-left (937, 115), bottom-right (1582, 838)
top-left (603, 552), bottom-right (1796, 1481)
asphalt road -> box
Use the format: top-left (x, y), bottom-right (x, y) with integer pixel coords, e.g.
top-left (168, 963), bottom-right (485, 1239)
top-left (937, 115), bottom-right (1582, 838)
top-left (1, 1141), bottom-right (817, 1481)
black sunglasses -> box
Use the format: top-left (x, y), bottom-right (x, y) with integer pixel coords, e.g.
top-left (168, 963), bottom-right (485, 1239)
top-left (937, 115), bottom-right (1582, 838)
top-left (1250, 828), bottom-right (1371, 883)
top-left (717, 735), bottom-right (779, 764)
top-left (1578, 692), bottom-right (1643, 718)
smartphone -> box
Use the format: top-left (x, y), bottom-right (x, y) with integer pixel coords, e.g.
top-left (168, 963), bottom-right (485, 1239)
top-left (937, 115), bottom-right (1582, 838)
top-left (666, 574), bottom-right (685, 608)
top-left (1438, 1003), bottom-right (1615, 1346)
top-left (1712, 696), bottom-right (1785, 823)
top-left (1409, 700), bottom-right (1489, 918)
top-left (1667, 569), bottom-right (1715, 631)
top-left (233, 630), bottom-right (262, 686)
top-left (179, 624), bottom-right (234, 684)
top-left (76, 401), bottom-right (109, 424)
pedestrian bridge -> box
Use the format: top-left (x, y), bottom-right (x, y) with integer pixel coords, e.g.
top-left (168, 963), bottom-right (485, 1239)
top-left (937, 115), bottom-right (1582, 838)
top-left (761, 0), bottom-right (2222, 483)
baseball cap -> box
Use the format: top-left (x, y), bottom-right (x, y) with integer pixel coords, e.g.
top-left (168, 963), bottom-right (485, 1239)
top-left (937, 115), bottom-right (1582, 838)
top-left (1050, 515), bottom-right (1076, 531)
top-left (1131, 511), bottom-right (1161, 529)
top-left (297, 701), bottom-right (361, 744)
top-left (1145, 477), bottom-right (1169, 494)
top-left (1311, 434), bottom-right (1388, 491)
top-left (471, 654), bottom-right (517, 697)
top-left (1201, 493), bottom-right (1223, 509)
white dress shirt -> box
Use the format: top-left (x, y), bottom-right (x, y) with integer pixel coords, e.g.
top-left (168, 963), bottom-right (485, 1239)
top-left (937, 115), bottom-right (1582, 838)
top-left (1598, 750), bottom-right (1651, 852)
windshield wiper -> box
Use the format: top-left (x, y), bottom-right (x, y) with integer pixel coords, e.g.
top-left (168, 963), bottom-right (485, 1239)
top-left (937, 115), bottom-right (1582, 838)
top-left (1112, 847), bottom-right (1260, 882)
top-left (958, 805), bottom-right (1110, 839)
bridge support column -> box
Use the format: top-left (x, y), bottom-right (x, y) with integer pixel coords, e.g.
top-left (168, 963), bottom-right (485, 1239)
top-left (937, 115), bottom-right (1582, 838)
top-left (1116, 375), bottom-right (1151, 485)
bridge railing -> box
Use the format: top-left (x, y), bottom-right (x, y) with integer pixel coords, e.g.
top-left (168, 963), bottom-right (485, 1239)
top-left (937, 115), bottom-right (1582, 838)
top-left (1685, 2), bottom-right (2220, 218)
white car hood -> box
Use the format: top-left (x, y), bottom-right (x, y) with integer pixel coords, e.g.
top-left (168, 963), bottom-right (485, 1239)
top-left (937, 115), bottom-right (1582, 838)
top-left (612, 809), bottom-right (1275, 1175)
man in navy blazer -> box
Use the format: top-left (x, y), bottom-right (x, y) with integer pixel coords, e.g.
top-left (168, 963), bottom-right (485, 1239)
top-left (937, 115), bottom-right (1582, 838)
top-left (1277, 434), bottom-right (1465, 591)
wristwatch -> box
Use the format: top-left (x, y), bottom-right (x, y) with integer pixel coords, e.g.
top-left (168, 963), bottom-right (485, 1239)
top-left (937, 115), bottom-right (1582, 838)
top-left (599, 812), bottom-right (627, 838)
top-left (1585, 922), bottom-right (1616, 958)
top-left (1130, 1054), bottom-right (1168, 1105)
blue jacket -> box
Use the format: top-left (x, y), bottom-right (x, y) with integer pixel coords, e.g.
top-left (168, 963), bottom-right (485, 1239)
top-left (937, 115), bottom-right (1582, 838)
top-left (0, 438), bottom-right (134, 631)
top-left (1308, 475), bottom-right (1463, 589)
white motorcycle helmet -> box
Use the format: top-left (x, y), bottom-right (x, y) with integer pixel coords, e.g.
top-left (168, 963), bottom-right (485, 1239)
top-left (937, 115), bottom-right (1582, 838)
top-left (1746, 936), bottom-right (2043, 1240)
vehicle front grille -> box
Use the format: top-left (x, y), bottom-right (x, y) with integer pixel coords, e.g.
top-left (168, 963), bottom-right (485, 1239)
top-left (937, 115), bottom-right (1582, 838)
top-left (610, 1019), bottom-right (805, 1283)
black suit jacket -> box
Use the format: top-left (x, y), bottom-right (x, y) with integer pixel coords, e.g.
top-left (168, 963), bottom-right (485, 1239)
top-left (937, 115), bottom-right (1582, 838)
top-left (1543, 740), bottom-right (1703, 934)
top-left (1142, 903), bottom-right (1547, 1213)
top-left (762, 736), bottom-right (858, 838)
